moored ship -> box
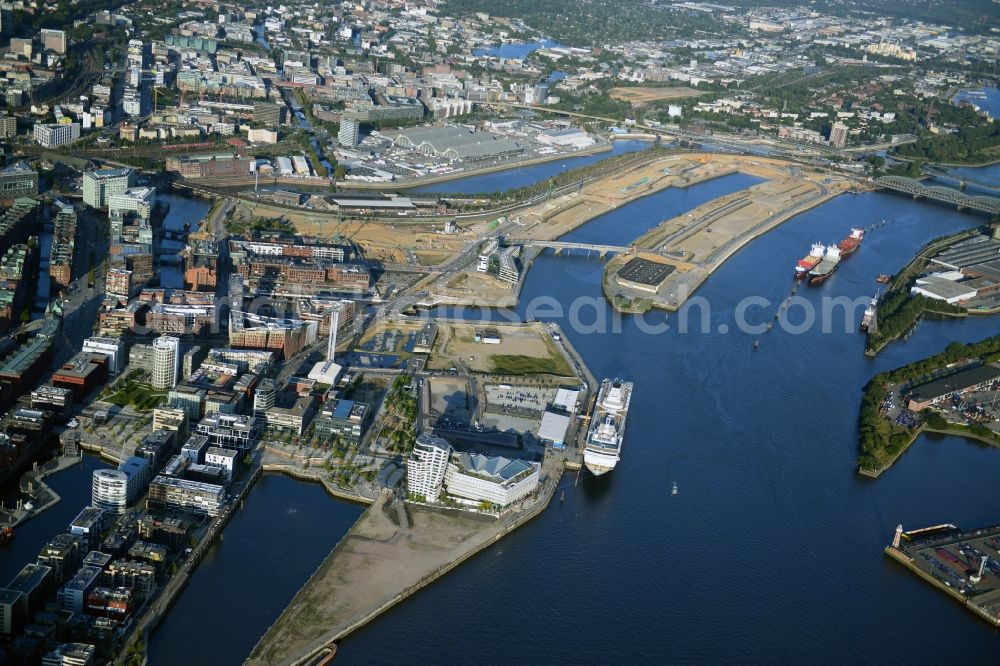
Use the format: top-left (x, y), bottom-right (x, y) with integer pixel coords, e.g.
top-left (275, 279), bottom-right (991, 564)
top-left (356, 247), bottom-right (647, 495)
top-left (860, 294), bottom-right (878, 332)
top-left (808, 244), bottom-right (842, 285)
top-left (584, 379), bottom-right (633, 476)
top-left (838, 227), bottom-right (865, 256)
top-left (794, 242), bottom-right (826, 279)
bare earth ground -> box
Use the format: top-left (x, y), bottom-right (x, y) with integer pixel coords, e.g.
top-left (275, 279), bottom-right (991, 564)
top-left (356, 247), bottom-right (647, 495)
top-left (427, 376), bottom-right (473, 421)
top-left (356, 319), bottom-right (424, 350)
top-left (606, 170), bottom-right (855, 309)
top-left (426, 322), bottom-right (572, 375)
top-left (608, 86), bottom-right (707, 104)
top-left (246, 496), bottom-right (501, 666)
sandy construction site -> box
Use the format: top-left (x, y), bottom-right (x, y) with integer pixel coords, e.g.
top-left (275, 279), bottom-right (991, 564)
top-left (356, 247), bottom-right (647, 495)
top-left (609, 86), bottom-right (706, 104)
top-left (426, 322), bottom-right (574, 377)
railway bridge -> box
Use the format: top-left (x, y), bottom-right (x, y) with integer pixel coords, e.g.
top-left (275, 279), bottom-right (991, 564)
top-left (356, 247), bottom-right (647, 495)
top-left (874, 176), bottom-right (1000, 215)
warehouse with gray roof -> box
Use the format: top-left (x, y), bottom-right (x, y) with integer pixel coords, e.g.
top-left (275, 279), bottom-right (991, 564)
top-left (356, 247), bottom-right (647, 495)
top-left (392, 125), bottom-right (524, 163)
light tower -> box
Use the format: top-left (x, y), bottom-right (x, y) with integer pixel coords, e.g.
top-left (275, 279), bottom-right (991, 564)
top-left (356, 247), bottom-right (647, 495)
top-left (892, 524), bottom-right (903, 549)
top-left (970, 556), bottom-right (988, 584)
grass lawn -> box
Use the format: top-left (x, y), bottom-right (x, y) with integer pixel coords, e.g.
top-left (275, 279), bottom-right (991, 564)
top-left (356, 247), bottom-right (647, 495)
top-left (490, 353), bottom-right (573, 376)
top-left (104, 381), bottom-right (167, 411)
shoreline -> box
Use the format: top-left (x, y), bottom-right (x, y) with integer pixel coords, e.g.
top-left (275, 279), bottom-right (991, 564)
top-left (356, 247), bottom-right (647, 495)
top-left (260, 462), bottom-right (375, 506)
top-left (856, 414), bottom-right (1000, 480)
top-left (246, 460), bottom-right (564, 666)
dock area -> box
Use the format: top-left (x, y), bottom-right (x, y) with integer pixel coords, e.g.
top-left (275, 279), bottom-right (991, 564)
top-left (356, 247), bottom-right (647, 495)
top-left (886, 523), bottom-right (1000, 627)
top-left (0, 454), bottom-right (82, 528)
top-left (246, 454), bottom-right (563, 666)
top-left (602, 169), bottom-right (853, 312)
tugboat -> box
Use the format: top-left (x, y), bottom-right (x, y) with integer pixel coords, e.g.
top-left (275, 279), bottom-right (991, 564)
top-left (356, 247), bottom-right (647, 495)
top-left (0, 526), bottom-right (15, 546)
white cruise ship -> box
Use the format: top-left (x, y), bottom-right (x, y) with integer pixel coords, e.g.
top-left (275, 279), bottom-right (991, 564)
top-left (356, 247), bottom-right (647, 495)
top-left (583, 379), bottom-right (633, 475)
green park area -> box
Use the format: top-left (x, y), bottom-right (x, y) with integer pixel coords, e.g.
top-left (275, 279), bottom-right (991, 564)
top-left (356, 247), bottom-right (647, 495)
top-left (101, 372), bottom-right (167, 412)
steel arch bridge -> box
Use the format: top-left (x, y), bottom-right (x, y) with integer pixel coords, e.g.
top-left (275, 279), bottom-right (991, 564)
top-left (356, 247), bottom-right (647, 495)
top-left (875, 176), bottom-right (1000, 215)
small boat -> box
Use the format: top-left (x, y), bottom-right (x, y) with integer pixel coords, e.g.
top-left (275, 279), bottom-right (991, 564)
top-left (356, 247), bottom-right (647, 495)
top-left (560, 490), bottom-right (565, 503)
top-left (876, 274), bottom-right (892, 284)
top-left (671, 482), bottom-right (678, 496)
top-left (0, 526), bottom-right (15, 546)
top-left (753, 339), bottom-right (760, 350)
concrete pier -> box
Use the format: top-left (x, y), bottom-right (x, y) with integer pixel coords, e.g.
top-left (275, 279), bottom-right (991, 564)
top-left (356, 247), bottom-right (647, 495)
top-left (246, 455), bottom-right (563, 666)
top-left (886, 523), bottom-right (1000, 628)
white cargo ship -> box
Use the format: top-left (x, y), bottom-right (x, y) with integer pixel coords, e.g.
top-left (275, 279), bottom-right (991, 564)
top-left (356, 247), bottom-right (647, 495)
top-left (584, 379), bottom-right (633, 476)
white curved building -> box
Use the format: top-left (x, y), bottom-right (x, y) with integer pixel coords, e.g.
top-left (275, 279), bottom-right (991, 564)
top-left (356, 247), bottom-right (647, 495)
top-left (92, 469), bottom-right (129, 514)
top-left (406, 434), bottom-right (451, 502)
top-left (151, 336), bottom-right (181, 389)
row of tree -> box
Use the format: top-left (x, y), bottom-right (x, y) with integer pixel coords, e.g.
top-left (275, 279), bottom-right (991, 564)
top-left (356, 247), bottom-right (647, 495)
top-left (858, 334), bottom-right (1000, 470)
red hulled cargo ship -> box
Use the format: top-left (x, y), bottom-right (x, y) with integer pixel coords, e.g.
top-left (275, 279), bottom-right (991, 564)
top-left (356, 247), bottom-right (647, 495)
top-left (795, 242), bottom-right (826, 279)
top-left (838, 227), bottom-right (865, 256)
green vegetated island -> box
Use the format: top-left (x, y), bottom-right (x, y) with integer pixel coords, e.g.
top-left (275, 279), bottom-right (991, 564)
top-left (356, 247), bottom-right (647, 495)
top-left (865, 225), bottom-right (999, 357)
top-left (858, 334), bottom-right (1000, 477)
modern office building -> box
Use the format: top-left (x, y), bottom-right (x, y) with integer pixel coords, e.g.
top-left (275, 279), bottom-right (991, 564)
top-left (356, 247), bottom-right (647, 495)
top-left (406, 434), bottom-right (452, 502)
top-left (0, 114), bottom-right (16, 139)
top-left (151, 336), bottom-right (181, 390)
top-left (314, 398), bottom-right (368, 444)
top-left (147, 476), bottom-right (225, 516)
top-left (195, 413), bottom-right (260, 452)
top-left (51, 353), bottom-right (109, 400)
top-left (829, 122), bottom-right (849, 148)
top-left (0, 162), bottom-right (38, 200)
top-left (42, 642), bottom-right (96, 666)
top-left (82, 337), bottom-right (125, 376)
top-left (263, 392), bottom-right (317, 436)
top-left (39, 28), bottom-right (67, 53)
top-left (5, 563), bottom-right (54, 616)
top-left (0, 588), bottom-right (23, 635)
top-left (36, 534), bottom-right (81, 585)
top-left (108, 186), bottom-right (154, 220)
top-left (253, 103), bottom-right (282, 126)
top-left (82, 168), bottom-right (135, 210)
top-left (56, 565), bottom-right (102, 613)
top-left (338, 116), bottom-right (360, 147)
top-left (204, 446), bottom-right (238, 480)
top-left (34, 122), bottom-right (80, 148)
top-left (29, 385), bottom-right (74, 418)
top-left (91, 469), bottom-right (129, 514)
top-left (68, 506), bottom-right (108, 552)
top-left (444, 453), bottom-right (540, 508)
top-left (253, 379), bottom-right (277, 418)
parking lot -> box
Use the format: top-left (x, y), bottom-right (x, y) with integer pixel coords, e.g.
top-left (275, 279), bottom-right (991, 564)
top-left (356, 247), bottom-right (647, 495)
top-left (484, 385), bottom-right (557, 418)
top-left (899, 525), bottom-right (1000, 622)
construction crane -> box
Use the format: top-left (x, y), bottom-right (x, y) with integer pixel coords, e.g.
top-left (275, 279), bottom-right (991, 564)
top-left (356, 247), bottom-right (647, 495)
top-left (153, 86), bottom-right (173, 114)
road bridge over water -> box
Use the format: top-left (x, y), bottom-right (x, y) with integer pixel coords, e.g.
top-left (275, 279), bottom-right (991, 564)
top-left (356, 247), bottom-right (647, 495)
top-left (510, 239), bottom-right (633, 255)
top-left (874, 176), bottom-right (1000, 215)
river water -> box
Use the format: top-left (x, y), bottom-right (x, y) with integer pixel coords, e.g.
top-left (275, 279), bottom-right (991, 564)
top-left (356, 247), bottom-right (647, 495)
top-left (3, 173), bottom-right (999, 662)
top-left (335, 190), bottom-right (1000, 661)
top-left (473, 39), bottom-right (563, 59)
top-left (158, 193), bottom-right (211, 289)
